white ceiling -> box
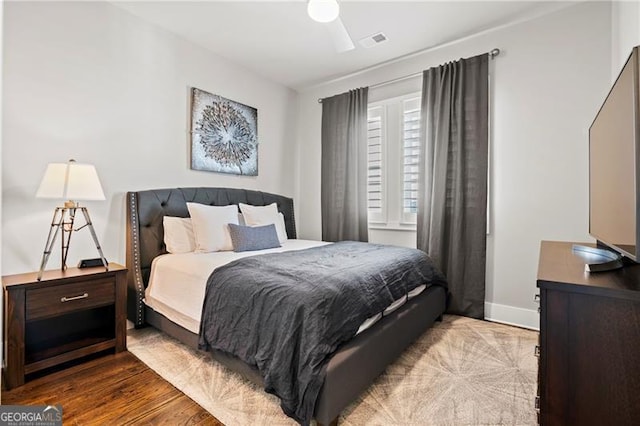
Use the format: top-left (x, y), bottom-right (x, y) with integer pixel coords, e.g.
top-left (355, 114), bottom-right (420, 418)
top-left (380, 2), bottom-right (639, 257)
top-left (112, 1), bottom-right (577, 90)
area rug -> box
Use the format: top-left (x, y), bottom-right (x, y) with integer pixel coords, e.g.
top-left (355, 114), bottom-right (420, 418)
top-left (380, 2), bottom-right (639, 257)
top-left (127, 315), bottom-right (538, 425)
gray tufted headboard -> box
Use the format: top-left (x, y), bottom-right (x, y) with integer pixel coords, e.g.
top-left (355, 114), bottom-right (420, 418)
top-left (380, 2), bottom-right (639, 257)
top-left (126, 187), bottom-right (297, 326)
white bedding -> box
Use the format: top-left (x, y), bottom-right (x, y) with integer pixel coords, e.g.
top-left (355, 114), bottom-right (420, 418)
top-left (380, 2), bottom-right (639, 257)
top-left (145, 239), bottom-right (425, 335)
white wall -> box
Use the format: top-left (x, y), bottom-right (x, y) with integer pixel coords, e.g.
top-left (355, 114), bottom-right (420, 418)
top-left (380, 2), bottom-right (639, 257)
top-left (1, 0), bottom-right (5, 363)
top-left (612, 1), bottom-right (640, 78)
top-left (2, 1), bottom-right (298, 275)
top-left (369, 228), bottom-right (416, 248)
top-left (295, 2), bottom-right (612, 328)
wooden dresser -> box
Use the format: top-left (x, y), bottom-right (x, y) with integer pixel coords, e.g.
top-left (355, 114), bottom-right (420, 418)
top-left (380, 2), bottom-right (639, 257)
top-left (536, 241), bottom-right (640, 425)
top-left (2, 264), bottom-right (127, 389)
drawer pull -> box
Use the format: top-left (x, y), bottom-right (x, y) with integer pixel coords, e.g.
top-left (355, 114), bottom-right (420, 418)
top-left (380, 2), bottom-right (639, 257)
top-left (534, 345), bottom-right (540, 357)
top-left (61, 293), bottom-right (89, 303)
top-left (534, 294), bottom-right (540, 303)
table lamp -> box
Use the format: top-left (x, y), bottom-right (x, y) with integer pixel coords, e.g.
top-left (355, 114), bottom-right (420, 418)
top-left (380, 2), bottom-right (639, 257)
top-left (35, 159), bottom-right (108, 280)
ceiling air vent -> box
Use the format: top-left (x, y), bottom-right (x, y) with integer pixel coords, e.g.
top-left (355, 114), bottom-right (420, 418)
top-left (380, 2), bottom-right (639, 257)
top-left (359, 32), bottom-right (388, 49)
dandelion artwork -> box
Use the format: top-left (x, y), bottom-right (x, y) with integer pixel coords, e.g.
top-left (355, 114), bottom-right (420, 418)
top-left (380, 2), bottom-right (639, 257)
top-left (191, 88), bottom-right (258, 176)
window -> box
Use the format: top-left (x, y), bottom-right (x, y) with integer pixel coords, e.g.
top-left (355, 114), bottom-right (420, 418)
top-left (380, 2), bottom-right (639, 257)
top-left (367, 93), bottom-right (421, 228)
top-left (402, 97), bottom-right (420, 222)
top-left (367, 106), bottom-right (385, 223)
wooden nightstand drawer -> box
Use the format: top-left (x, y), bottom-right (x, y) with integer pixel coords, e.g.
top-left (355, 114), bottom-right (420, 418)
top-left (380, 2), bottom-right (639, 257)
top-left (26, 278), bottom-right (115, 320)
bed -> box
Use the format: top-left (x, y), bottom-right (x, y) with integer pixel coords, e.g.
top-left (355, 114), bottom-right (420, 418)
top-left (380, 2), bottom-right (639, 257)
top-left (126, 187), bottom-right (447, 425)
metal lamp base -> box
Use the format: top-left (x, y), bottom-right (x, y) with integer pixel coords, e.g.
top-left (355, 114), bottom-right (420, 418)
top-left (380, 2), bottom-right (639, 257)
top-left (37, 206), bottom-right (108, 281)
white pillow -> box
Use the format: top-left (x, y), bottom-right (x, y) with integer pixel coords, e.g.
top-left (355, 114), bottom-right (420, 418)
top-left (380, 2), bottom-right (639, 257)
top-left (239, 203), bottom-right (288, 243)
top-left (186, 203), bottom-right (239, 252)
top-left (163, 217), bottom-right (196, 254)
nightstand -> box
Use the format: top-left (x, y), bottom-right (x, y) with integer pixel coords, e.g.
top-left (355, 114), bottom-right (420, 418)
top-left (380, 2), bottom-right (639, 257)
top-left (2, 264), bottom-right (127, 389)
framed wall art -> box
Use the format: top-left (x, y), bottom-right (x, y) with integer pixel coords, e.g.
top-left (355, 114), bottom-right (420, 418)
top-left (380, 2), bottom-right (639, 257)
top-left (190, 87), bottom-right (258, 176)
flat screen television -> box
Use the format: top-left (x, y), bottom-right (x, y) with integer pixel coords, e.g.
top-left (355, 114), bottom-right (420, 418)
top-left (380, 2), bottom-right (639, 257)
top-left (589, 46), bottom-right (640, 263)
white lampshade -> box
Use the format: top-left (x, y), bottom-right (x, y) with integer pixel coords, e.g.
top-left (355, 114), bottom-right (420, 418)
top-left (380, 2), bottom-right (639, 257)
top-left (36, 160), bottom-right (105, 202)
top-left (308, 0), bottom-right (340, 23)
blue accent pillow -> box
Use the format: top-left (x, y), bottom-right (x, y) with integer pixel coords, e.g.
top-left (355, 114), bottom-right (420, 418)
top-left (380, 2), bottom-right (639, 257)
top-left (228, 223), bottom-right (281, 252)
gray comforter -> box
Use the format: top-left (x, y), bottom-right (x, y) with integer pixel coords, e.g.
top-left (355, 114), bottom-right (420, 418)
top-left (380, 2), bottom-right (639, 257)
top-left (198, 241), bottom-right (447, 425)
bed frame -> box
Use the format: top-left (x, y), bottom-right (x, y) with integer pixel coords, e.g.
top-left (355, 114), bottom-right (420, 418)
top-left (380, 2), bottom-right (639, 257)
top-left (126, 187), bottom-right (447, 425)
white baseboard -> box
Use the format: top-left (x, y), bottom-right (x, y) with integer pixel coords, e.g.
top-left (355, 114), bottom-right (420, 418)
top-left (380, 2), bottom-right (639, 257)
top-left (484, 302), bottom-right (539, 331)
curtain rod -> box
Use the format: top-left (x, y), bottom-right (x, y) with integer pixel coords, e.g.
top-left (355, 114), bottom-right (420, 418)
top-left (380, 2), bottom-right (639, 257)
top-left (318, 48), bottom-right (500, 103)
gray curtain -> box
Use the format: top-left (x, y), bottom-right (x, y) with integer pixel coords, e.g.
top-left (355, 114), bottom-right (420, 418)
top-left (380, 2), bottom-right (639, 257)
top-left (321, 87), bottom-right (369, 242)
top-left (417, 54), bottom-right (489, 319)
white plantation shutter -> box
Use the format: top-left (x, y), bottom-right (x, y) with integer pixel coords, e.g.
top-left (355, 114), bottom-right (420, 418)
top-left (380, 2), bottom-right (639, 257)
top-left (402, 97), bottom-right (420, 223)
top-left (366, 93), bottom-right (420, 228)
top-left (367, 106), bottom-right (385, 223)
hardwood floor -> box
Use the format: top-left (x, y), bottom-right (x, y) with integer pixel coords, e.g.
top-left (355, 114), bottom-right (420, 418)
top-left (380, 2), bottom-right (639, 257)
top-left (1, 351), bottom-right (223, 425)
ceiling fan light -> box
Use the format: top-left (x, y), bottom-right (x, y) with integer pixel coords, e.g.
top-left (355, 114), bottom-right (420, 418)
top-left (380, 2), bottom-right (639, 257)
top-left (308, 0), bottom-right (340, 23)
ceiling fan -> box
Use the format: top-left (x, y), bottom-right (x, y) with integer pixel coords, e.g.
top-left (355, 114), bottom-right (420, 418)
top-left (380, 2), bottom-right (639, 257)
top-left (307, 0), bottom-right (355, 53)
